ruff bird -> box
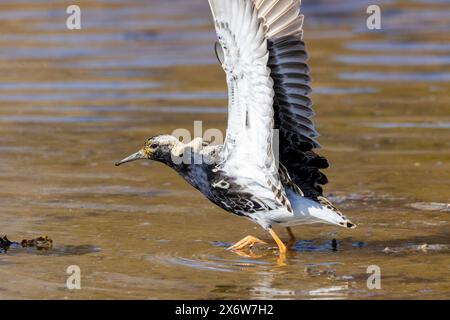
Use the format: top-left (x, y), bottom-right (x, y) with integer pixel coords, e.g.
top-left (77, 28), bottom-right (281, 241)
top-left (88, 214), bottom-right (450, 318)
top-left (116, 0), bottom-right (356, 263)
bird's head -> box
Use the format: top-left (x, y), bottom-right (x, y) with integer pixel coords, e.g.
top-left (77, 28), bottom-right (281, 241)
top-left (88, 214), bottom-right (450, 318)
top-left (115, 135), bottom-right (180, 167)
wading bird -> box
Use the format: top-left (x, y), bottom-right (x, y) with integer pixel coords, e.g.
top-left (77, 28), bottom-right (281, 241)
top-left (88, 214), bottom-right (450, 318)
top-left (116, 0), bottom-right (355, 263)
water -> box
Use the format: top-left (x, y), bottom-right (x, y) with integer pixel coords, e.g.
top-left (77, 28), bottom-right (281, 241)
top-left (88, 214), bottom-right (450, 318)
top-left (0, 0), bottom-right (449, 299)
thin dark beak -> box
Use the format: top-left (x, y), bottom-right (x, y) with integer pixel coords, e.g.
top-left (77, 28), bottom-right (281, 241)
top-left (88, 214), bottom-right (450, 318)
top-left (115, 149), bottom-right (147, 166)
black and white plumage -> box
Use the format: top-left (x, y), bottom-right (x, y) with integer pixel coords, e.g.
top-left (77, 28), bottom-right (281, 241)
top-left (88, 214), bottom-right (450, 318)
top-left (117, 0), bottom-right (355, 258)
top-left (208, 0), bottom-right (355, 229)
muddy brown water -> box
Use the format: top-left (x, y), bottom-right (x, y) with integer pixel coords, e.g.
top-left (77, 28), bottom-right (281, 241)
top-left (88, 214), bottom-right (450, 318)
top-left (0, 0), bottom-right (449, 299)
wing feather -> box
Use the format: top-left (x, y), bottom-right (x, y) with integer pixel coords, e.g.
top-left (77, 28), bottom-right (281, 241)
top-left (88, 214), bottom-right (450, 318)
top-left (209, 0), bottom-right (330, 212)
top-left (255, 0), bottom-right (329, 199)
top-left (209, 0), bottom-right (293, 213)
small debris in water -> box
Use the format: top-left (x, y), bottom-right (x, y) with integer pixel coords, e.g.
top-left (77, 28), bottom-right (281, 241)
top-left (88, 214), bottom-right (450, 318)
top-left (304, 265), bottom-right (337, 278)
top-left (383, 247), bottom-right (393, 253)
top-left (1, 234), bottom-right (53, 253)
top-left (383, 243), bottom-right (449, 254)
top-left (21, 235), bottom-right (53, 250)
top-left (331, 239), bottom-right (338, 251)
top-left (0, 236), bottom-right (15, 253)
top-left (0, 235), bottom-right (12, 247)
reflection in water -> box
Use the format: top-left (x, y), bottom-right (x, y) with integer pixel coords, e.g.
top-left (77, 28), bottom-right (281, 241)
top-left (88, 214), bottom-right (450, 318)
top-left (293, 240), bottom-right (339, 253)
top-left (149, 252), bottom-right (273, 273)
top-left (250, 272), bottom-right (297, 300)
top-left (308, 285), bottom-right (349, 298)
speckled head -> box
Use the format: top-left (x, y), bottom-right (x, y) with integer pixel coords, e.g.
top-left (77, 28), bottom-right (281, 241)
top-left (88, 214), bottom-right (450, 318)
top-left (115, 135), bottom-right (180, 166)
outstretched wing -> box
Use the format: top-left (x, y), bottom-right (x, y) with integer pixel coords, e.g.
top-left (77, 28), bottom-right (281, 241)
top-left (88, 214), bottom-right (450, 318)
top-left (209, 0), bottom-right (293, 213)
top-left (256, 0), bottom-right (330, 199)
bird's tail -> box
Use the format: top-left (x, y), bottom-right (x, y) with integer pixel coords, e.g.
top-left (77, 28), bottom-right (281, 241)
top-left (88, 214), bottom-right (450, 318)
top-left (317, 197), bottom-right (356, 229)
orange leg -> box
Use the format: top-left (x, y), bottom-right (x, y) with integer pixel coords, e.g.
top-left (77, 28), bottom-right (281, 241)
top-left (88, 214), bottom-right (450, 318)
top-left (286, 227), bottom-right (297, 247)
top-left (269, 228), bottom-right (287, 266)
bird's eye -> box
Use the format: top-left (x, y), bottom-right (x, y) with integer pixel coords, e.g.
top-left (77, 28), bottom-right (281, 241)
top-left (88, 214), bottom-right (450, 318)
top-left (150, 143), bottom-right (158, 149)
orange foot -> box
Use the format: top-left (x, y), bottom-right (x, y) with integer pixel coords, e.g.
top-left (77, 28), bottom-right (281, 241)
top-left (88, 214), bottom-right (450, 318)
top-left (228, 235), bottom-right (267, 251)
top-left (228, 231), bottom-right (288, 266)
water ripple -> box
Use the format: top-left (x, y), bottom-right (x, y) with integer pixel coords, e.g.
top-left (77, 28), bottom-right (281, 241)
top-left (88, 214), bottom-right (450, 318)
top-left (337, 55), bottom-right (450, 66)
top-left (347, 42), bottom-right (450, 52)
top-left (149, 252), bottom-right (273, 273)
top-left (340, 72), bottom-right (450, 82)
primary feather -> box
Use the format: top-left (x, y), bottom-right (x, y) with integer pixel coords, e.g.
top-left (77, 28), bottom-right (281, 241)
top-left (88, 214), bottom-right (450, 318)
top-left (252, 0), bottom-right (328, 200)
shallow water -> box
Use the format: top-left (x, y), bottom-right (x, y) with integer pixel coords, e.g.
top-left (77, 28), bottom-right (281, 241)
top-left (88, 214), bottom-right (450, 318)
top-left (0, 0), bottom-right (449, 299)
